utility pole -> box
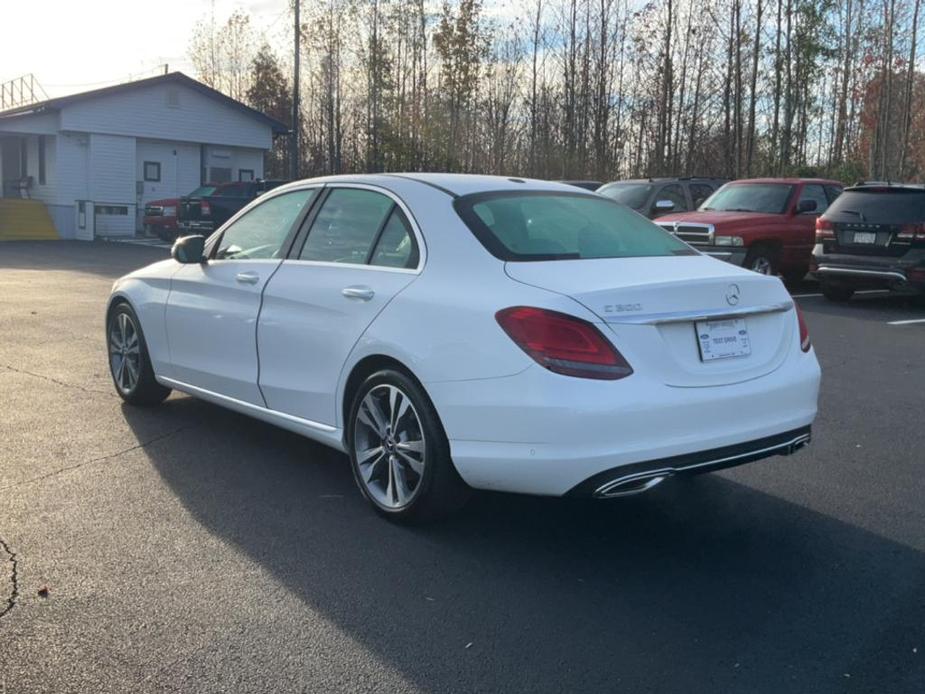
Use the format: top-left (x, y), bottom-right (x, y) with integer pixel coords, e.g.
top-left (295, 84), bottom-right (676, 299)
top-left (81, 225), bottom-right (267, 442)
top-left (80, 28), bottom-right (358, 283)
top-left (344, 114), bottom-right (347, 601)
top-left (291, 0), bottom-right (301, 181)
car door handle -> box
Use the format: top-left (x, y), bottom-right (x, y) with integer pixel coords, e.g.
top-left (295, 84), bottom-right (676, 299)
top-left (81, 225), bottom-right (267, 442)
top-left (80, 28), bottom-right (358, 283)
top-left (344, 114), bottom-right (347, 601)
top-left (235, 271), bottom-right (260, 285)
top-left (342, 286), bottom-right (375, 301)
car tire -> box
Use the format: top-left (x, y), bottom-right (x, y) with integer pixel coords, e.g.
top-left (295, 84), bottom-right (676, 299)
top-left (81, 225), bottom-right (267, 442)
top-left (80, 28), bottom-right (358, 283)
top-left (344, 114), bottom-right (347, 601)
top-left (347, 369), bottom-right (470, 523)
top-left (820, 282), bottom-right (855, 303)
top-left (782, 267), bottom-right (808, 285)
top-left (744, 245), bottom-right (777, 276)
top-left (106, 302), bottom-right (171, 406)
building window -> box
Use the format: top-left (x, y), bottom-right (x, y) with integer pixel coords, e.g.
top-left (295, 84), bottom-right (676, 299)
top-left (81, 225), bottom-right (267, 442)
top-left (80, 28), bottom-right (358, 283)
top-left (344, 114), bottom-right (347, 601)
top-left (238, 169), bottom-right (255, 182)
top-left (209, 166), bottom-right (232, 183)
top-left (20, 139), bottom-right (27, 176)
top-left (38, 136), bottom-right (46, 185)
top-left (143, 161), bottom-right (161, 182)
top-left (95, 205), bottom-right (129, 216)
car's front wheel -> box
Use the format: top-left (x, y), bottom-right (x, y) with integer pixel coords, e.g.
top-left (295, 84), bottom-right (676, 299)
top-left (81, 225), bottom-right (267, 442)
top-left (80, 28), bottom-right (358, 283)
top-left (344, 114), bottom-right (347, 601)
top-left (347, 369), bottom-right (470, 523)
top-left (744, 244), bottom-right (777, 276)
top-left (107, 302), bottom-right (171, 405)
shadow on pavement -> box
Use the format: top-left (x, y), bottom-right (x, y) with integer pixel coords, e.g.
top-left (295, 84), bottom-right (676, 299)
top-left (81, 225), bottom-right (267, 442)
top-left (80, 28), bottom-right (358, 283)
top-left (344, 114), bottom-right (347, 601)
top-left (0, 240), bottom-right (167, 279)
top-left (122, 395), bottom-right (924, 694)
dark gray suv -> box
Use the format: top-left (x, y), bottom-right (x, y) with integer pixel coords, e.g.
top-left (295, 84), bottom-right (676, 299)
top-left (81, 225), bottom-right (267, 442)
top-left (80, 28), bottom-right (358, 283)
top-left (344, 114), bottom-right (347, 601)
top-left (597, 177), bottom-right (729, 219)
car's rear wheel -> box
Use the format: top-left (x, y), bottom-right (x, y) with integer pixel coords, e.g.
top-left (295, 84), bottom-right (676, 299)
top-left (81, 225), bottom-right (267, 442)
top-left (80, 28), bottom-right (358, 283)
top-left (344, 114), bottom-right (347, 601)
top-left (107, 302), bottom-right (171, 405)
top-left (820, 282), bottom-right (855, 302)
top-left (744, 245), bottom-right (777, 276)
top-left (347, 369), bottom-right (469, 523)
top-left (782, 267), bottom-right (808, 285)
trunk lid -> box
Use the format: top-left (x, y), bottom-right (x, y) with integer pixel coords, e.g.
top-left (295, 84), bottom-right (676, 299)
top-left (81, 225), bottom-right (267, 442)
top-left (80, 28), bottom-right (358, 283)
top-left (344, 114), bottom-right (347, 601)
top-left (505, 256), bottom-right (796, 387)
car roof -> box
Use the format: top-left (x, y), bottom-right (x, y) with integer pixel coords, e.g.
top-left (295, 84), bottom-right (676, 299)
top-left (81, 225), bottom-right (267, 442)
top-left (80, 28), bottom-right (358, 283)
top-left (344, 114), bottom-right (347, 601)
top-left (600, 177), bottom-right (727, 184)
top-left (728, 177), bottom-right (842, 185)
top-left (844, 182), bottom-right (925, 192)
top-left (275, 173), bottom-right (588, 198)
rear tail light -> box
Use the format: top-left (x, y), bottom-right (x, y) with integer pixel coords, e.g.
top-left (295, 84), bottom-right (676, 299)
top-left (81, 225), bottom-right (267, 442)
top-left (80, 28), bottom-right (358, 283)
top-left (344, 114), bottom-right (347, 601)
top-left (815, 218), bottom-right (835, 243)
top-left (794, 303), bottom-right (811, 352)
top-left (201, 200), bottom-right (212, 217)
top-left (495, 306), bottom-right (633, 380)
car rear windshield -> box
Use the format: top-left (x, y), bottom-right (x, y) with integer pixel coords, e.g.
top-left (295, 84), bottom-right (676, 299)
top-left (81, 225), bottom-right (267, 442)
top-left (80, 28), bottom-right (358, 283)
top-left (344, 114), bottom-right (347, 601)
top-left (454, 191), bottom-right (695, 261)
top-left (701, 183), bottom-right (794, 214)
top-left (187, 186), bottom-right (217, 198)
top-left (825, 189), bottom-right (925, 224)
top-left (596, 182), bottom-right (652, 209)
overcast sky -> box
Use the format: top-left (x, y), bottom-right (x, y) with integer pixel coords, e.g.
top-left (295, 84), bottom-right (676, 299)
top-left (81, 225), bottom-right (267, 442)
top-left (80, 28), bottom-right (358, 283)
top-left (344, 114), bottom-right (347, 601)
top-left (2, 0), bottom-right (289, 99)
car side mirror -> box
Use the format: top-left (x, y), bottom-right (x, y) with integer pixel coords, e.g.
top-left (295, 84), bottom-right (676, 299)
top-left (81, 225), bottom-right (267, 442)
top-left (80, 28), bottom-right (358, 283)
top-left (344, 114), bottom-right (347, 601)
top-left (796, 199), bottom-right (818, 214)
top-left (654, 199), bottom-right (675, 212)
top-left (171, 235), bottom-right (206, 264)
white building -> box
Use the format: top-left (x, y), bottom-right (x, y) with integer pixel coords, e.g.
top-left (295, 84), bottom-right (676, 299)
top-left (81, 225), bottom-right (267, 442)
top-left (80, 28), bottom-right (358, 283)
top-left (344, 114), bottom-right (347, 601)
top-left (0, 72), bottom-right (287, 239)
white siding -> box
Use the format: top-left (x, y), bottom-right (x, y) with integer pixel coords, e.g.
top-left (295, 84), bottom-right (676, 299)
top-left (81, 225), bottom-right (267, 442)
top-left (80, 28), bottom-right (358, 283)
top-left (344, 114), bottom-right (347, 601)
top-left (176, 143), bottom-right (201, 194)
top-left (89, 133), bottom-right (135, 236)
top-left (54, 132), bottom-right (90, 206)
top-left (233, 148), bottom-right (264, 181)
top-left (59, 82), bottom-right (273, 150)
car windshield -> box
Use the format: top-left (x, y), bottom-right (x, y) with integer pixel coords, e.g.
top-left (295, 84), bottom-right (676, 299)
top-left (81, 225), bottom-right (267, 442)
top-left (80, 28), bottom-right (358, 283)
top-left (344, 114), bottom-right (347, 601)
top-left (214, 183), bottom-right (249, 197)
top-left (826, 190), bottom-right (925, 224)
top-left (701, 183), bottom-right (794, 214)
top-left (187, 186), bottom-right (217, 198)
top-left (455, 192), bottom-right (695, 261)
top-left (595, 183), bottom-right (653, 209)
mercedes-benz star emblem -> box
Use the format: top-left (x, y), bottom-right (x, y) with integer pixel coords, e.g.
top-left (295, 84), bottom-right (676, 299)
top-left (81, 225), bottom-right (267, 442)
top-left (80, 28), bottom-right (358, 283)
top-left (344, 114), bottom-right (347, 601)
top-left (725, 283), bottom-right (741, 306)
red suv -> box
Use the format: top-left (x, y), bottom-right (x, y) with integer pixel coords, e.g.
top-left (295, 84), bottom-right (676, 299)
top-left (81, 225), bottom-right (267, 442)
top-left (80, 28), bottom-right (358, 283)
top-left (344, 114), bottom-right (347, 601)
top-left (655, 178), bottom-right (843, 283)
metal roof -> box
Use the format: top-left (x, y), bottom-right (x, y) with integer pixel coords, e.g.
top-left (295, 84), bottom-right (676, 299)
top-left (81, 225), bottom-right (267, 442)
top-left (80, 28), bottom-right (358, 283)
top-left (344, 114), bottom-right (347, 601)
top-left (0, 72), bottom-right (289, 134)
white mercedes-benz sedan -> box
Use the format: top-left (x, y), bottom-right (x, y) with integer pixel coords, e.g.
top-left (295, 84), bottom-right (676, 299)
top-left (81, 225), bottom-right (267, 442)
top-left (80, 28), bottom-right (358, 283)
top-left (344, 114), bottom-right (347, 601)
top-left (106, 174), bottom-right (820, 521)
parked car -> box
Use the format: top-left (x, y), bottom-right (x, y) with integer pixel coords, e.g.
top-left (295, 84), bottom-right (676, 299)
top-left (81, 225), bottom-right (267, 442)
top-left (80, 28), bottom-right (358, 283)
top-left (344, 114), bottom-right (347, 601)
top-left (597, 177), bottom-right (728, 219)
top-left (106, 174), bottom-right (819, 522)
top-left (813, 183), bottom-right (925, 302)
top-left (178, 179), bottom-right (287, 235)
top-left (655, 178), bottom-right (843, 283)
top-left (557, 180), bottom-right (604, 191)
top-left (143, 184), bottom-right (218, 242)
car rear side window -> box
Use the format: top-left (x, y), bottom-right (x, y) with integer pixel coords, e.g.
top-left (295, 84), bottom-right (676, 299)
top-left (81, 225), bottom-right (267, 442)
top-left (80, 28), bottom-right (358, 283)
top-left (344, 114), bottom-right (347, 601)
top-left (826, 190), bottom-right (925, 224)
top-left (300, 188), bottom-right (395, 264)
top-left (799, 184), bottom-right (829, 213)
top-left (690, 183), bottom-right (715, 208)
top-left (455, 191), bottom-right (694, 261)
top-left (370, 208), bottom-right (419, 269)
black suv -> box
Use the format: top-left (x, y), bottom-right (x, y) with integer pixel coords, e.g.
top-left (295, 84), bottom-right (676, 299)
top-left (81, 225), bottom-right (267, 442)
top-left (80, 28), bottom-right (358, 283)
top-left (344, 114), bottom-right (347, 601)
top-left (813, 183), bottom-right (925, 302)
top-left (596, 177), bottom-right (729, 219)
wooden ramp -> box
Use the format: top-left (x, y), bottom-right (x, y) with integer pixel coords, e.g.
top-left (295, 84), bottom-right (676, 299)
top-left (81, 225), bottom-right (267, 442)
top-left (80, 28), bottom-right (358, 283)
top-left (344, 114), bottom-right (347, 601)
top-left (0, 199), bottom-right (59, 240)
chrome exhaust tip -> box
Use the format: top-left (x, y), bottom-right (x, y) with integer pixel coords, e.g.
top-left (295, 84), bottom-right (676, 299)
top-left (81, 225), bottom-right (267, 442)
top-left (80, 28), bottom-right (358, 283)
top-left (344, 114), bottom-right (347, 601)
top-left (593, 473), bottom-right (670, 499)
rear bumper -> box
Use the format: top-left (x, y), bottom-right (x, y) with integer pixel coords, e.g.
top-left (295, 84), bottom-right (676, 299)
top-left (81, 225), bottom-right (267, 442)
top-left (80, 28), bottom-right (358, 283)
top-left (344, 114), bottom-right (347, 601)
top-left (428, 349), bottom-right (820, 496)
top-left (695, 246), bottom-right (747, 266)
top-left (567, 426), bottom-right (811, 497)
top-left (813, 248), bottom-right (925, 292)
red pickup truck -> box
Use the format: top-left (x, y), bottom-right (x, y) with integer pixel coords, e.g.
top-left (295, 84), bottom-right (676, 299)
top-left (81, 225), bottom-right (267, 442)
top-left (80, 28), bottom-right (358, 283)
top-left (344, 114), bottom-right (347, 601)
top-left (655, 178), bottom-right (843, 283)
top-left (143, 184), bottom-right (218, 242)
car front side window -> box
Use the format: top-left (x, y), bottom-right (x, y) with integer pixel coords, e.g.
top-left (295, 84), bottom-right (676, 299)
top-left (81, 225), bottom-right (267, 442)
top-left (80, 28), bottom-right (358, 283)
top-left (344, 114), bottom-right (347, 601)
top-left (214, 190), bottom-right (315, 261)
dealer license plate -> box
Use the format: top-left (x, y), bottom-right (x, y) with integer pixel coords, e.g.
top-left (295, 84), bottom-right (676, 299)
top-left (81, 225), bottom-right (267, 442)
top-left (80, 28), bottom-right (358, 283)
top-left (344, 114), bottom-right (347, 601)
top-left (853, 231), bottom-right (877, 244)
top-left (696, 318), bottom-right (751, 361)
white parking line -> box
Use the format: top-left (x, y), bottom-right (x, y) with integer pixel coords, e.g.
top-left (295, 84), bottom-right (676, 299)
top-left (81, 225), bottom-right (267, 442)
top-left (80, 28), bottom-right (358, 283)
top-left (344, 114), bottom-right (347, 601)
top-left (888, 318), bottom-right (925, 326)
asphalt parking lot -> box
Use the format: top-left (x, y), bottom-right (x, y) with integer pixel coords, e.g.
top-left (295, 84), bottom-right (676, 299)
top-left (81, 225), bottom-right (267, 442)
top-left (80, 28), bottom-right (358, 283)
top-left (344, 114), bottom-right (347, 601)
top-left (1, 241), bottom-right (923, 693)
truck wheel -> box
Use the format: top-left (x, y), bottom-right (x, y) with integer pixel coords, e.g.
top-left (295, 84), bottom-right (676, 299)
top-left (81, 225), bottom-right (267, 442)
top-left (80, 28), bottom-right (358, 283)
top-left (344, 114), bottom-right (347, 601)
top-left (782, 267), bottom-right (809, 285)
top-left (821, 282), bottom-right (855, 302)
top-left (744, 245), bottom-right (777, 276)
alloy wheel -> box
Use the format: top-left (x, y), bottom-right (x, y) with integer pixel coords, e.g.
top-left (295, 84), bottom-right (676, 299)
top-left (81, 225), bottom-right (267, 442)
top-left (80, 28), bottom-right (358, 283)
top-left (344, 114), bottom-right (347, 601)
top-left (750, 256), bottom-right (773, 275)
top-left (353, 384), bottom-right (426, 510)
top-left (109, 312), bottom-right (141, 394)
